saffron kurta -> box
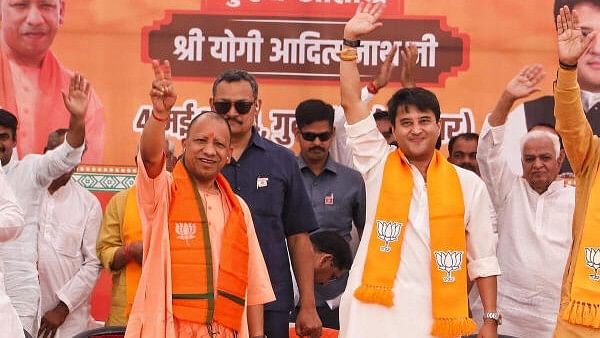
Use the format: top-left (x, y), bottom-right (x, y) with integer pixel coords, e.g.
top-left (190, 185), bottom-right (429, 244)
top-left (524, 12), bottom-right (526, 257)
top-left (125, 154), bottom-right (274, 338)
top-left (553, 67), bottom-right (600, 337)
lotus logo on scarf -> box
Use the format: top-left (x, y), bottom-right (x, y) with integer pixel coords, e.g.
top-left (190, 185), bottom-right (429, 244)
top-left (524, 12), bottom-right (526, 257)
top-left (434, 251), bottom-right (464, 283)
top-left (376, 220), bottom-right (402, 252)
top-left (585, 247), bottom-right (600, 281)
top-left (176, 222), bottom-right (197, 242)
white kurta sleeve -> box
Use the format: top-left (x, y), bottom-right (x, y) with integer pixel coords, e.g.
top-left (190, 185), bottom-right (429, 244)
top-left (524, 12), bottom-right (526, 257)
top-left (33, 137), bottom-right (84, 188)
top-left (0, 166), bottom-right (23, 242)
top-left (462, 173), bottom-right (501, 280)
top-left (56, 198), bottom-right (102, 311)
top-left (477, 116), bottom-right (520, 210)
top-left (345, 115), bottom-right (390, 178)
top-left (330, 86), bottom-right (375, 168)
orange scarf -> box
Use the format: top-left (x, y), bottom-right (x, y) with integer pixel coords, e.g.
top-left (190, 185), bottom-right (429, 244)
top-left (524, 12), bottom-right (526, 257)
top-left (123, 187), bottom-right (143, 317)
top-left (168, 161), bottom-right (249, 331)
top-left (355, 150), bottom-right (475, 337)
top-left (561, 167), bottom-right (600, 328)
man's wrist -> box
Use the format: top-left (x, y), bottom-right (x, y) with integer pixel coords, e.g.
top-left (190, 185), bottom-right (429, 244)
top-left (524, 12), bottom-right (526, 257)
top-left (56, 301), bottom-right (70, 315)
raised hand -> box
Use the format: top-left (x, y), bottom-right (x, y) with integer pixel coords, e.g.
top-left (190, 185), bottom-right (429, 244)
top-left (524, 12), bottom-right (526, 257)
top-left (372, 45), bottom-right (398, 91)
top-left (505, 64), bottom-right (545, 100)
top-left (488, 64), bottom-right (546, 127)
top-left (62, 74), bottom-right (90, 120)
top-left (556, 6), bottom-right (598, 65)
top-left (344, 1), bottom-right (385, 40)
top-left (400, 43), bottom-right (418, 88)
top-left (150, 60), bottom-right (177, 118)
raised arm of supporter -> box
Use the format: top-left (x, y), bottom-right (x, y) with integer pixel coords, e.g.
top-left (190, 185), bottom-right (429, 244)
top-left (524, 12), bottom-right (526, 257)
top-left (554, 6), bottom-right (599, 174)
top-left (399, 43), bottom-right (417, 89)
top-left (488, 65), bottom-right (545, 127)
top-left (63, 74), bottom-right (89, 149)
top-left (340, 2), bottom-right (384, 125)
top-left (0, 165), bottom-right (23, 242)
top-left (478, 65), bottom-right (545, 206)
top-left (34, 74), bottom-right (89, 187)
top-left (371, 44), bottom-right (398, 92)
top-left (140, 60), bottom-right (177, 179)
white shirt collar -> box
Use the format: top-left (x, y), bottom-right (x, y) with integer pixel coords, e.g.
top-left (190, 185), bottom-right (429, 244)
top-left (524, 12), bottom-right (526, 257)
top-left (581, 90), bottom-right (600, 112)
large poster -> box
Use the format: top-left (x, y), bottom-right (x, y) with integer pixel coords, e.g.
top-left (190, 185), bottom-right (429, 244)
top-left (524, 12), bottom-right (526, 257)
top-left (6, 0), bottom-right (559, 179)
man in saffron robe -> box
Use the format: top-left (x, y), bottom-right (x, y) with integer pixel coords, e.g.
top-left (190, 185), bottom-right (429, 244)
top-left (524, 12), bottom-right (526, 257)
top-left (125, 60), bottom-right (274, 338)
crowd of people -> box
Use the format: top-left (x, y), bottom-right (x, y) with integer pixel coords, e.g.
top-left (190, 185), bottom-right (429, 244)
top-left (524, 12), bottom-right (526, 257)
top-left (0, 0), bottom-right (599, 338)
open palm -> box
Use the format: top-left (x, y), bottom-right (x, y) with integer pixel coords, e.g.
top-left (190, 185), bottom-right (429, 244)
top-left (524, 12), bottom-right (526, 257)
top-left (556, 6), bottom-right (597, 65)
top-left (344, 2), bottom-right (385, 40)
top-left (505, 64), bottom-right (545, 100)
top-left (62, 74), bottom-right (90, 119)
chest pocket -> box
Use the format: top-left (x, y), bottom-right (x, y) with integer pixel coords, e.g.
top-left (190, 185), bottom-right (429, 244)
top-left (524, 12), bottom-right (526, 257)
top-left (253, 175), bottom-right (285, 218)
top-left (44, 219), bottom-right (85, 258)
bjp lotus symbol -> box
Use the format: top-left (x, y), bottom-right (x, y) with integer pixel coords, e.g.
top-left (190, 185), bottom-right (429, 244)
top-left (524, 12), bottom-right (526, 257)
top-left (376, 220), bottom-right (402, 253)
top-left (434, 251), bottom-right (464, 283)
top-left (585, 247), bottom-right (600, 281)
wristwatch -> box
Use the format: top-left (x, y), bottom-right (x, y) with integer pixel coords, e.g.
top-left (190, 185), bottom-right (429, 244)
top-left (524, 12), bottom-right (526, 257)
top-left (483, 312), bottom-right (502, 325)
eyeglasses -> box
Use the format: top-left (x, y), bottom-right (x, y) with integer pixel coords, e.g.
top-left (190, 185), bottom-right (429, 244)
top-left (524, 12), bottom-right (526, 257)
top-left (213, 100), bottom-right (255, 115)
top-left (300, 131), bottom-right (332, 142)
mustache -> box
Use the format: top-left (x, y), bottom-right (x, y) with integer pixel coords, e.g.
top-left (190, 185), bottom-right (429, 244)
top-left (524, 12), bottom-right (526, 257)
top-left (308, 146), bottom-right (326, 152)
top-left (224, 117), bottom-right (243, 125)
top-left (459, 163), bottom-right (478, 173)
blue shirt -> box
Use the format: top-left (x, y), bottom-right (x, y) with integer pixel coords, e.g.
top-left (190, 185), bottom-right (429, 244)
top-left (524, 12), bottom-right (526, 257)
top-left (297, 155), bottom-right (366, 242)
top-left (222, 129), bottom-right (318, 311)
top-left (297, 154), bottom-right (365, 306)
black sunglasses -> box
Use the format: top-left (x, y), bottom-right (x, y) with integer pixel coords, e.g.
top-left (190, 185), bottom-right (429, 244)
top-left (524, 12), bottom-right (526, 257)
top-left (213, 100), bottom-right (255, 115)
top-left (301, 131), bottom-right (333, 142)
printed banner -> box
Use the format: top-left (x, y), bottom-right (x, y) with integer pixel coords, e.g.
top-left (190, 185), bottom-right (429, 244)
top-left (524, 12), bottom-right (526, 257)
top-left (4, 0), bottom-right (560, 167)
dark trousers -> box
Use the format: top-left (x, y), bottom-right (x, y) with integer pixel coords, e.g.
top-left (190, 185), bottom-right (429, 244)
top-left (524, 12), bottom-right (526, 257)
top-left (265, 310), bottom-right (290, 338)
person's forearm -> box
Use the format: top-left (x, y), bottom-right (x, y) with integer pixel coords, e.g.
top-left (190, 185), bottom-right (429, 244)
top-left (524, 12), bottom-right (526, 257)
top-left (140, 115), bottom-right (167, 178)
top-left (110, 245), bottom-right (129, 271)
top-left (475, 275), bottom-right (497, 313)
top-left (247, 304), bottom-right (264, 337)
top-left (288, 233), bottom-right (316, 308)
top-left (488, 91), bottom-right (517, 127)
top-left (66, 116), bottom-right (85, 149)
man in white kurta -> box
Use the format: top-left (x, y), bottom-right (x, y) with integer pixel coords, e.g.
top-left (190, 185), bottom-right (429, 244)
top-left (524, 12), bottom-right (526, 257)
top-left (472, 117), bottom-right (573, 337)
top-left (37, 131), bottom-right (102, 338)
top-left (0, 74), bottom-right (89, 334)
top-left (471, 65), bottom-right (574, 337)
top-left (339, 115), bottom-right (501, 338)
top-left (0, 164), bottom-right (25, 338)
top-left (1, 139), bottom-right (84, 333)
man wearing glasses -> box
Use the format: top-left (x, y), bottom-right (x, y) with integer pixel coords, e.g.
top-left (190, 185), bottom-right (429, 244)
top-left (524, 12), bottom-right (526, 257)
top-left (292, 99), bottom-right (366, 330)
top-left (210, 70), bottom-right (323, 338)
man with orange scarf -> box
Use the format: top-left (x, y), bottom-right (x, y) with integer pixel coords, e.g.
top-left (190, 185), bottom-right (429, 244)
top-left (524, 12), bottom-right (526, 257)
top-left (337, 3), bottom-right (501, 337)
top-left (124, 60), bottom-right (274, 338)
top-left (0, 0), bottom-right (104, 163)
top-left (552, 5), bottom-right (600, 337)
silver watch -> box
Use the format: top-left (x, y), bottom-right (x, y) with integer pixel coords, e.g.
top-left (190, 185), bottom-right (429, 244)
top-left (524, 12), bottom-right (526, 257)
top-left (483, 312), bottom-right (502, 325)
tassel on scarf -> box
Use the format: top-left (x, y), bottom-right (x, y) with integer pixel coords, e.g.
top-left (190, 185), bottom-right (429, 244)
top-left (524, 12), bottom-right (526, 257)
top-left (561, 299), bottom-right (600, 328)
top-left (430, 317), bottom-right (477, 337)
top-left (353, 285), bottom-right (394, 307)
